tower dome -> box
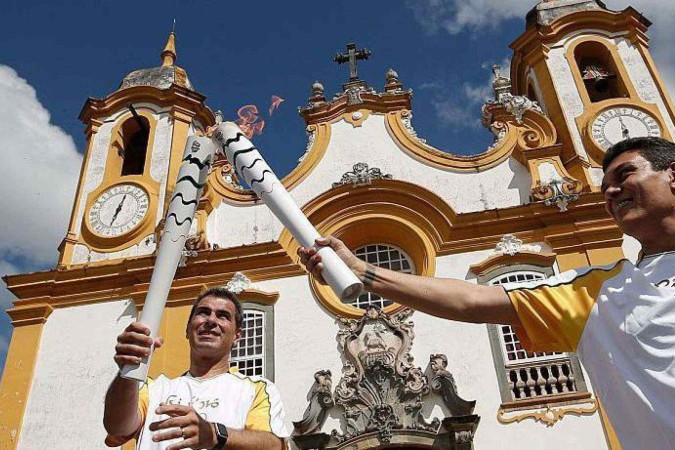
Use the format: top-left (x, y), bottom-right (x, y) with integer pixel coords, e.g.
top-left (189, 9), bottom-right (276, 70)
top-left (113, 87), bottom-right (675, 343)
top-left (118, 32), bottom-right (194, 91)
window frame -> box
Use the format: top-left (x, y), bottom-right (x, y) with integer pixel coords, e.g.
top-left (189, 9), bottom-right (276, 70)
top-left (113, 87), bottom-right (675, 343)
top-left (229, 302), bottom-right (275, 380)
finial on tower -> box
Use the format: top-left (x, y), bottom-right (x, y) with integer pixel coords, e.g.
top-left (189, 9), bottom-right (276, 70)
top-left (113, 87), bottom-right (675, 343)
top-left (491, 64), bottom-right (512, 100)
top-left (161, 31), bottom-right (177, 67)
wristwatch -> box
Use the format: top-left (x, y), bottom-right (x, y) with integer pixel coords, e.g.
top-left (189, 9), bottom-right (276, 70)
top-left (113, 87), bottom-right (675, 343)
top-left (212, 422), bottom-right (228, 450)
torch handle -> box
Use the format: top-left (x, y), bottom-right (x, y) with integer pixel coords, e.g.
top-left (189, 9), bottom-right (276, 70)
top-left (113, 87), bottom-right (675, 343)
top-left (120, 136), bottom-right (215, 382)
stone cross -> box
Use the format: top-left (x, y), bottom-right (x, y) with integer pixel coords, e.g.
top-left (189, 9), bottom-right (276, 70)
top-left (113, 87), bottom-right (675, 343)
top-left (334, 43), bottom-right (372, 82)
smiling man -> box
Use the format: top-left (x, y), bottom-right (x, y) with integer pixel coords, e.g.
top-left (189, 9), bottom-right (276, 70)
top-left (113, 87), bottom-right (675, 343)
top-left (103, 287), bottom-right (289, 450)
top-left (298, 137), bottom-right (675, 449)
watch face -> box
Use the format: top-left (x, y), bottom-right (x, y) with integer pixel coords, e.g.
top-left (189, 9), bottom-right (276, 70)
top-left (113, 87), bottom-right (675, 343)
top-left (88, 184), bottom-right (149, 237)
top-left (591, 107), bottom-right (661, 150)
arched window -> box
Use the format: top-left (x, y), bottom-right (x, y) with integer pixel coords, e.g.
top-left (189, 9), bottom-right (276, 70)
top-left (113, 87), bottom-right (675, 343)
top-left (347, 244), bottom-right (414, 310)
top-left (574, 41), bottom-right (628, 103)
top-left (119, 116), bottom-right (150, 176)
top-left (230, 309), bottom-right (265, 377)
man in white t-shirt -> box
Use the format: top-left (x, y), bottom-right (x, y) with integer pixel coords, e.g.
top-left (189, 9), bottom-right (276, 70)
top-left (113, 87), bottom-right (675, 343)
top-left (104, 287), bottom-right (289, 449)
top-left (298, 137), bottom-right (675, 449)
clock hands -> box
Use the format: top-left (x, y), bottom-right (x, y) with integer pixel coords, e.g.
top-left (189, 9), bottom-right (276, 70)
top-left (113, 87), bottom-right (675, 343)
top-left (110, 194), bottom-right (127, 226)
top-left (619, 116), bottom-right (630, 139)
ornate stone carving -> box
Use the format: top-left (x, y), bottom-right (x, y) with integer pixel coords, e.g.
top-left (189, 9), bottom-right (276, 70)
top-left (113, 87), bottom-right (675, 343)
top-left (293, 370), bottom-right (335, 436)
top-left (330, 308), bottom-right (440, 443)
top-left (292, 307), bottom-right (480, 449)
top-left (332, 163), bottom-right (393, 188)
top-left (224, 272), bottom-right (253, 294)
top-left (401, 111), bottom-right (427, 144)
top-left (298, 129), bottom-right (316, 163)
top-left (430, 354), bottom-right (476, 417)
top-left (494, 234), bottom-right (524, 256)
top-left (533, 177), bottom-right (582, 212)
top-left (483, 65), bottom-right (543, 126)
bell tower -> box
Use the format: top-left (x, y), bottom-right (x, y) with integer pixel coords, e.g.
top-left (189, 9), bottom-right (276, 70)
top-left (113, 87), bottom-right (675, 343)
top-left (510, 0), bottom-right (675, 188)
top-left (57, 33), bottom-right (214, 267)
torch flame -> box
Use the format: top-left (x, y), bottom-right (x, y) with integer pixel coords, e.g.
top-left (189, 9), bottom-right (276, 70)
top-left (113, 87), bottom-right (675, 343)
top-left (235, 105), bottom-right (265, 139)
top-left (269, 95), bottom-right (285, 116)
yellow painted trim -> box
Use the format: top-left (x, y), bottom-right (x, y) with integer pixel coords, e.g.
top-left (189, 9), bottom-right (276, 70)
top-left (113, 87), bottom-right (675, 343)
top-left (0, 305), bottom-right (53, 449)
top-left (386, 108), bottom-right (557, 172)
top-left (498, 397), bottom-right (598, 427)
top-left (342, 109), bottom-right (371, 128)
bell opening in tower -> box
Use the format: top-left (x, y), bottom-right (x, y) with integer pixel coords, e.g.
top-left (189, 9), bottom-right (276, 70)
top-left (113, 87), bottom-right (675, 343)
top-left (574, 41), bottom-right (628, 103)
top-left (120, 116), bottom-right (150, 176)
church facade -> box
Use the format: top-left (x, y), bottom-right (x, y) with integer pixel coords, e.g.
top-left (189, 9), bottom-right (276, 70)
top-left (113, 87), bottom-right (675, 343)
top-left (1, 1), bottom-right (673, 448)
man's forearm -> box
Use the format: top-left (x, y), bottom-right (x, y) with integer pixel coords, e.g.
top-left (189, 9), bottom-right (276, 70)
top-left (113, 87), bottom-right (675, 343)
top-left (355, 262), bottom-right (520, 326)
top-left (226, 429), bottom-right (285, 450)
top-left (103, 373), bottom-right (141, 436)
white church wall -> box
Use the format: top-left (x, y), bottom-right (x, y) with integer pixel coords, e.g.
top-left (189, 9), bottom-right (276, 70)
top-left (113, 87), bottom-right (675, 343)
top-left (208, 114), bottom-right (532, 248)
top-left (18, 299), bottom-right (136, 450)
top-left (546, 42), bottom-right (590, 163)
top-left (616, 37), bottom-right (675, 139)
top-left (72, 121), bottom-right (114, 242)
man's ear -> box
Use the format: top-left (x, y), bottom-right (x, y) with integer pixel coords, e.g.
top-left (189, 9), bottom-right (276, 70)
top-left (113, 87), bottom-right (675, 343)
top-left (670, 162), bottom-right (675, 191)
top-left (233, 327), bottom-right (242, 347)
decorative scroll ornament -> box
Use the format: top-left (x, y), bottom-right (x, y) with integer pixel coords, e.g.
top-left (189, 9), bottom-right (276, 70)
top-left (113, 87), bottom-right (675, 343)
top-left (533, 177), bottom-right (582, 212)
top-left (498, 398), bottom-right (598, 427)
top-left (293, 370), bottom-right (335, 435)
top-left (495, 234), bottom-right (523, 256)
top-left (332, 163), bottom-right (393, 188)
top-left (483, 65), bottom-right (543, 126)
top-left (430, 354), bottom-right (476, 416)
top-left (292, 307), bottom-right (479, 449)
top-left (224, 272), bottom-right (253, 294)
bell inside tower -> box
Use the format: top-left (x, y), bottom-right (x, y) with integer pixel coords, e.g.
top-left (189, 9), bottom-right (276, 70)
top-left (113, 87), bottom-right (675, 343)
top-left (574, 41), bottom-right (628, 103)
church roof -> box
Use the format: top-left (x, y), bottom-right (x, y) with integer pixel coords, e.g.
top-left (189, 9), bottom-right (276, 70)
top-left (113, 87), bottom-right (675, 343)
top-left (117, 32), bottom-right (194, 92)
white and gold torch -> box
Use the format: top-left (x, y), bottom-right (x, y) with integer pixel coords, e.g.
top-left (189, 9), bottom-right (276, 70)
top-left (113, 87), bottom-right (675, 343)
top-left (212, 122), bottom-right (363, 301)
top-left (121, 135), bottom-right (216, 382)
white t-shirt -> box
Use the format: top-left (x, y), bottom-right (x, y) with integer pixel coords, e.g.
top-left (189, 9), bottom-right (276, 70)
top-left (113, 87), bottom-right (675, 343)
top-left (106, 367), bottom-right (290, 449)
top-left (504, 251), bottom-right (675, 449)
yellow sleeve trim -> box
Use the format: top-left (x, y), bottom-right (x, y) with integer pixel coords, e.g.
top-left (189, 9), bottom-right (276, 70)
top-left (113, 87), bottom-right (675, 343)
top-left (508, 261), bottom-right (625, 352)
top-left (245, 380), bottom-right (272, 432)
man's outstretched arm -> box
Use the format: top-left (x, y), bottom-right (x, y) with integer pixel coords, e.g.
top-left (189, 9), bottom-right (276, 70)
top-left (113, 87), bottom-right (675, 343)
top-left (299, 236), bottom-right (520, 327)
top-left (104, 322), bottom-right (162, 438)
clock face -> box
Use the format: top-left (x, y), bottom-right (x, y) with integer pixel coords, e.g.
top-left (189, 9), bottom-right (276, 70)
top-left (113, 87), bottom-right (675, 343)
top-left (88, 184), bottom-right (149, 237)
top-left (591, 107), bottom-right (661, 150)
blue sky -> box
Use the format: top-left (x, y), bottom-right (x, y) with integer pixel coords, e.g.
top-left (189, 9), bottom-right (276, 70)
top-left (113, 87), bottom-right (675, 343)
top-left (0, 0), bottom-right (673, 376)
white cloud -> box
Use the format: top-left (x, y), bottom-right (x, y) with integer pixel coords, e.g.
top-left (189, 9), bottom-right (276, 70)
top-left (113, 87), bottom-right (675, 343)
top-left (0, 65), bottom-right (81, 377)
top-left (421, 57), bottom-right (510, 129)
top-left (407, 0), bottom-right (675, 98)
top-left (0, 65), bottom-right (82, 268)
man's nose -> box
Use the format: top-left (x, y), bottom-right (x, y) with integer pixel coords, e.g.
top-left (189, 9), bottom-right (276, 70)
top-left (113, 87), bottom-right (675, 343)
top-left (603, 184), bottom-right (621, 199)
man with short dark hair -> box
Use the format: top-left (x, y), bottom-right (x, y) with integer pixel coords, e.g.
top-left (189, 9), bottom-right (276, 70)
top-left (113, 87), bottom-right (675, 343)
top-left (104, 287), bottom-right (289, 449)
top-left (299, 137), bottom-right (675, 449)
